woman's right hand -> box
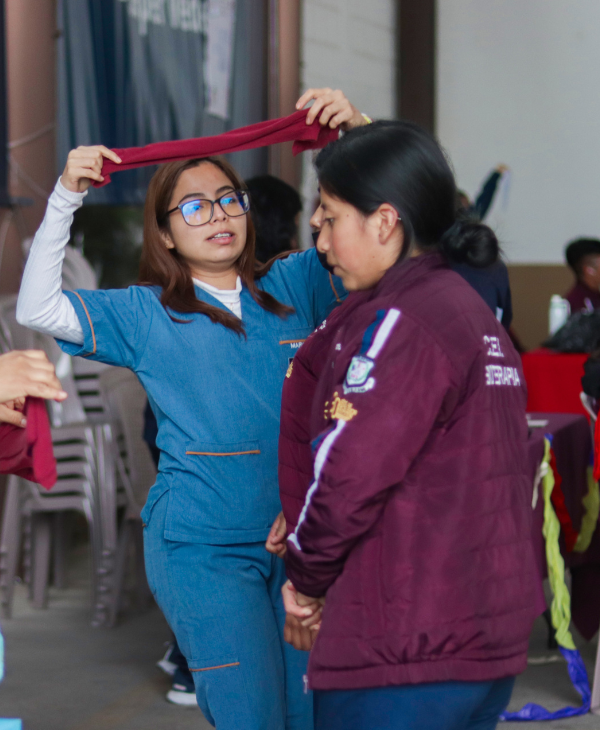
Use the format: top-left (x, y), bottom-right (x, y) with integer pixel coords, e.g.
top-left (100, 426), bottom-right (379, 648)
top-left (0, 350), bottom-right (67, 427)
top-left (60, 145), bottom-right (122, 193)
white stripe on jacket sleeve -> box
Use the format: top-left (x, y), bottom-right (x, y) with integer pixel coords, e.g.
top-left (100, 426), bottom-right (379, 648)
top-left (288, 419), bottom-right (347, 551)
top-left (366, 308), bottom-right (401, 359)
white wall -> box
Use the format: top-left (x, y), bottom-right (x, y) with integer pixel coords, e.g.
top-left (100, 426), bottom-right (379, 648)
top-left (437, 0), bottom-right (600, 264)
top-left (298, 0), bottom-right (396, 245)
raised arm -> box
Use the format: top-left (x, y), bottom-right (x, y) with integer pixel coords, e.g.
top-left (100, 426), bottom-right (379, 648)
top-left (16, 146), bottom-right (121, 344)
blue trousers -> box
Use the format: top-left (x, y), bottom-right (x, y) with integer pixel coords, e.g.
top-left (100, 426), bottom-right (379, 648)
top-left (314, 677), bottom-right (515, 730)
top-left (143, 490), bottom-right (312, 730)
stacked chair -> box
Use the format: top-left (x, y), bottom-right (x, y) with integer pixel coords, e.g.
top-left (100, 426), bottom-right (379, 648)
top-left (97, 368), bottom-right (156, 625)
top-left (0, 247), bottom-right (156, 627)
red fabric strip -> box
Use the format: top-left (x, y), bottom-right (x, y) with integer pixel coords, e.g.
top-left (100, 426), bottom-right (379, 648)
top-left (549, 448), bottom-right (579, 552)
top-left (94, 110), bottom-right (338, 187)
top-left (0, 398), bottom-right (56, 489)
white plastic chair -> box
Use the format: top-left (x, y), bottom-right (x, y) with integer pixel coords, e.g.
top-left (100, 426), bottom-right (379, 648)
top-left (62, 245), bottom-right (98, 292)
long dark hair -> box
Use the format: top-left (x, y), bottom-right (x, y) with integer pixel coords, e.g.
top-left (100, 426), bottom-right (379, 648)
top-left (315, 120), bottom-right (498, 268)
top-left (138, 157), bottom-right (293, 335)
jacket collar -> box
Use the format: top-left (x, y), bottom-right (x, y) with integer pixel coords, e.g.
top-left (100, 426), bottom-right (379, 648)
top-left (369, 252), bottom-right (448, 301)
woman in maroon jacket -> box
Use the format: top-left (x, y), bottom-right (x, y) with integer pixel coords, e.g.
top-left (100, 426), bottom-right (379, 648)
top-left (282, 121), bottom-right (538, 730)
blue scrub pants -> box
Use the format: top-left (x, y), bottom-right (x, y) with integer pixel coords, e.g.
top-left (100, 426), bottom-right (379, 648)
top-left (314, 677), bottom-right (515, 730)
top-left (144, 491), bottom-right (312, 730)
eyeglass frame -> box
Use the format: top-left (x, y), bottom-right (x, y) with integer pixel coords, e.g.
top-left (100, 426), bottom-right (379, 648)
top-left (165, 189), bottom-right (251, 227)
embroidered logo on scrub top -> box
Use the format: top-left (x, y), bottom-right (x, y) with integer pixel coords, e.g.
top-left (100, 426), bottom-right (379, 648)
top-left (329, 392), bottom-right (358, 422)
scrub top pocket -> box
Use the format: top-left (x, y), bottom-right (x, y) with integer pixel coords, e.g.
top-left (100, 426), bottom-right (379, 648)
top-left (169, 440), bottom-right (277, 543)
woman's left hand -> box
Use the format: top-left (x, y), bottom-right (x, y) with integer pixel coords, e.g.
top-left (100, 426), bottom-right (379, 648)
top-left (265, 511), bottom-right (287, 557)
top-left (296, 88), bottom-right (366, 131)
top-left (282, 580), bottom-right (324, 627)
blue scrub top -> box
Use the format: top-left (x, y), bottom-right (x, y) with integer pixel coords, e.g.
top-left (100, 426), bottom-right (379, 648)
top-left (58, 249), bottom-right (343, 544)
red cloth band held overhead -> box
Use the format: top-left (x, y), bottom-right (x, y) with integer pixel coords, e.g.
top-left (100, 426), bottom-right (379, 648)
top-left (94, 109), bottom-right (339, 187)
top-left (0, 397), bottom-right (57, 489)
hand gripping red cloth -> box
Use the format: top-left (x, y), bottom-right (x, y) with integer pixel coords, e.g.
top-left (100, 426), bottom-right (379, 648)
top-left (0, 398), bottom-right (56, 489)
top-left (93, 109), bottom-right (339, 187)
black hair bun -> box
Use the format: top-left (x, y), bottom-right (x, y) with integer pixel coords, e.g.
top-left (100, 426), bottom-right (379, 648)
top-left (441, 216), bottom-right (499, 269)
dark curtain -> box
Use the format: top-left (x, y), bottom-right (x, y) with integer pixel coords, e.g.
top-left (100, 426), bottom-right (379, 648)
top-left (57, 0), bottom-right (268, 204)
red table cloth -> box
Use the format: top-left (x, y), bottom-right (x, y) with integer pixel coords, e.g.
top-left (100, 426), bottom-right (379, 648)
top-left (95, 109), bottom-right (339, 187)
top-left (527, 412), bottom-right (599, 639)
top-left (522, 349), bottom-right (588, 418)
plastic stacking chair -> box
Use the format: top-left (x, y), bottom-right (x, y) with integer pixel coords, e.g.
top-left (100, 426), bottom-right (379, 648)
top-left (62, 244), bottom-right (98, 292)
top-left (98, 368), bottom-right (157, 625)
top-left (0, 301), bottom-right (113, 625)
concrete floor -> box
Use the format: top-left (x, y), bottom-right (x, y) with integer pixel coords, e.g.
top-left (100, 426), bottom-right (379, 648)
top-left (1, 546), bottom-right (600, 730)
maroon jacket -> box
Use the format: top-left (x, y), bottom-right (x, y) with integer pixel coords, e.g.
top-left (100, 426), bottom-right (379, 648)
top-left (284, 253), bottom-right (538, 691)
top-left (564, 281), bottom-right (600, 312)
top-left (279, 291), bottom-right (369, 532)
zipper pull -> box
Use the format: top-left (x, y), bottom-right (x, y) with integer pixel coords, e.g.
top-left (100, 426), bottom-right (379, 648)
top-left (303, 674), bottom-right (309, 694)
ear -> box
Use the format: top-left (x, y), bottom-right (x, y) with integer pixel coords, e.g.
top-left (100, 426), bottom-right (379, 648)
top-left (160, 228), bottom-right (175, 250)
top-left (377, 204), bottom-right (401, 244)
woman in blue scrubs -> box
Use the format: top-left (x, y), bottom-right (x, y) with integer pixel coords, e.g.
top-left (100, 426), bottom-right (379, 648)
top-left (17, 90), bottom-right (366, 729)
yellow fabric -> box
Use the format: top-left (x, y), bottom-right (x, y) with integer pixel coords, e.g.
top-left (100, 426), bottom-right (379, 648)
top-left (541, 437), bottom-right (576, 650)
top-left (573, 467), bottom-right (600, 553)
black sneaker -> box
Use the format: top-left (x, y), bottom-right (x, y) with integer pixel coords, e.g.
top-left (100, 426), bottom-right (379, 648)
top-left (166, 667), bottom-right (198, 707)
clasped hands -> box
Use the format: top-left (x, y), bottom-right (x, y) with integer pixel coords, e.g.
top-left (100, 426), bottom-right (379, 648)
top-left (265, 511), bottom-right (325, 651)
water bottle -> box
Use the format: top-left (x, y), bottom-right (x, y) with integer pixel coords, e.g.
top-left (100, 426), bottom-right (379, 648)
top-left (548, 295), bottom-right (570, 335)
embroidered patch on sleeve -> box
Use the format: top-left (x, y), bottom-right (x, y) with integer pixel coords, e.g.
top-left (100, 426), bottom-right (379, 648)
top-left (343, 355), bottom-right (376, 394)
top-left (342, 308), bottom-right (401, 395)
top-left (329, 392), bottom-right (358, 421)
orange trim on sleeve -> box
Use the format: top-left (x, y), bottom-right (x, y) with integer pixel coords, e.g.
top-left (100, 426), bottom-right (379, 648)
top-left (279, 339), bottom-right (306, 346)
top-left (328, 272), bottom-right (342, 303)
top-left (190, 662), bottom-right (240, 673)
top-left (186, 450), bottom-right (261, 457)
top-left (72, 291), bottom-right (97, 356)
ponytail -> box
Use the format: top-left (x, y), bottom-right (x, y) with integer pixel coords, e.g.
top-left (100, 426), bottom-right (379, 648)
top-left (315, 121), bottom-right (501, 271)
top-left (440, 215), bottom-right (499, 269)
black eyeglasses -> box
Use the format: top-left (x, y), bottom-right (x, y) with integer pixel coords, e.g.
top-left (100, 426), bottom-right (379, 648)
top-left (166, 190), bottom-right (251, 227)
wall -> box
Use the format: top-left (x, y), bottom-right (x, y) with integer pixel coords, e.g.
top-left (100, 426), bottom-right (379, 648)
top-left (0, 0), bottom-right (56, 294)
top-left (298, 0), bottom-right (396, 244)
top-left (436, 0), bottom-right (600, 347)
top-left (437, 0), bottom-right (600, 265)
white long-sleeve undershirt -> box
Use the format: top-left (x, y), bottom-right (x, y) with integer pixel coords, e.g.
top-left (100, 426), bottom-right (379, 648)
top-left (16, 179), bottom-right (242, 345)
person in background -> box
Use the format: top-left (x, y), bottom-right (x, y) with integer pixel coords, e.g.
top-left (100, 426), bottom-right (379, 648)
top-left (457, 164), bottom-right (509, 222)
top-left (145, 172), bottom-right (305, 705)
top-left (246, 175), bottom-right (302, 262)
top-left (564, 238), bottom-right (600, 313)
top-left (454, 181), bottom-right (513, 331)
top-left (282, 121), bottom-right (537, 730)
